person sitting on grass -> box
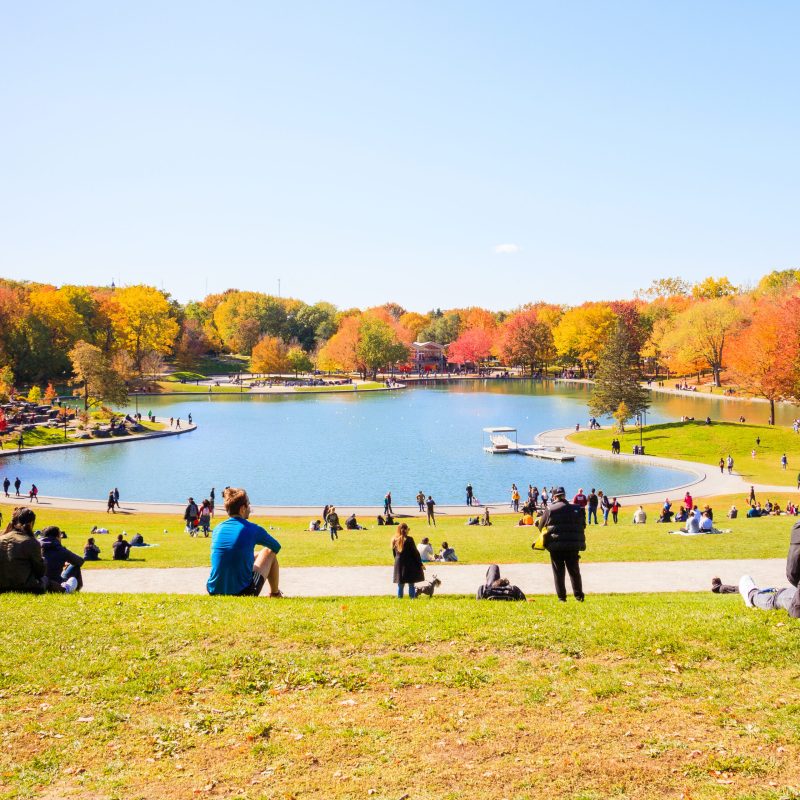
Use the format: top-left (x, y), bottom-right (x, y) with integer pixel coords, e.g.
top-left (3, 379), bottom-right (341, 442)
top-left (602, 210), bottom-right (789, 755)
top-left (112, 534), bottom-right (131, 560)
top-left (40, 526), bottom-right (84, 592)
top-left (727, 505), bottom-right (738, 519)
top-left (632, 506), bottom-right (647, 524)
top-left (84, 537), bottom-right (101, 560)
top-left (129, 532), bottom-right (146, 547)
top-left (481, 507), bottom-right (492, 526)
top-left (712, 519), bottom-right (800, 618)
top-left (656, 504), bottom-right (674, 523)
top-left (345, 513), bottom-right (363, 530)
top-left (417, 536), bottom-right (434, 562)
top-left (747, 504), bottom-right (762, 519)
top-left (436, 541), bottom-right (458, 562)
top-left (0, 508), bottom-right (78, 594)
top-left (674, 506), bottom-right (688, 523)
top-left (699, 511), bottom-right (714, 532)
top-left (206, 487), bottom-right (282, 597)
top-left (308, 519), bottom-right (321, 531)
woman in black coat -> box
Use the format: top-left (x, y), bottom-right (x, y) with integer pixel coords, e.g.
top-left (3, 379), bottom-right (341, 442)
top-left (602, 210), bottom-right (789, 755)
top-left (392, 523), bottom-right (425, 598)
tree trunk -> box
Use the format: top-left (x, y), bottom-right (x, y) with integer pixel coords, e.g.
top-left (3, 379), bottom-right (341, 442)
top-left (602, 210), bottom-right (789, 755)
top-left (769, 397), bottom-right (775, 426)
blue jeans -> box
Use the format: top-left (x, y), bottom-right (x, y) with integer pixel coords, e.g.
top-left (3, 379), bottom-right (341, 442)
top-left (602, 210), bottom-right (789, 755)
top-left (397, 583), bottom-right (416, 598)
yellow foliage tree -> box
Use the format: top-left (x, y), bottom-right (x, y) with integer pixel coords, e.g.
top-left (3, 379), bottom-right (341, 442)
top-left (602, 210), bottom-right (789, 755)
top-left (553, 303), bottom-right (616, 369)
top-left (112, 286), bottom-right (179, 370)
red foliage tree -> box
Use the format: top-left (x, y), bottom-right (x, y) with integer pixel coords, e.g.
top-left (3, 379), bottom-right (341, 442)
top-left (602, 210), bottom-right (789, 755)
top-left (448, 328), bottom-right (493, 366)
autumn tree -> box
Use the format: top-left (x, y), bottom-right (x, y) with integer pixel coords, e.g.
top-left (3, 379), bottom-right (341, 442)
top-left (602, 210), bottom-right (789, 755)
top-left (728, 296), bottom-right (800, 424)
top-left (398, 312), bottom-right (430, 341)
top-left (69, 341), bottom-right (128, 410)
top-left (497, 309), bottom-right (554, 374)
top-left (692, 276), bottom-right (739, 299)
top-left (43, 382), bottom-right (58, 404)
top-left (553, 303), bottom-right (617, 372)
top-left (250, 336), bottom-right (289, 375)
top-left (317, 316), bottom-right (361, 372)
top-left (589, 320), bottom-right (650, 421)
top-left (112, 286), bottom-right (179, 372)
top-left (659, 297), bottom-right (742, 386)
top-left (174, 319), bottom-right (211, 370)
top-left (639, 277), bottom-right (690, 299)
top-left (447, 328), bottom-right (493, 368)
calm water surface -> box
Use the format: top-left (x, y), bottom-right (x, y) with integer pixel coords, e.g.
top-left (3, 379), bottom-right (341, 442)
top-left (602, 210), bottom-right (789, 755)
top-left (7, 382), bottom-right (796, 505)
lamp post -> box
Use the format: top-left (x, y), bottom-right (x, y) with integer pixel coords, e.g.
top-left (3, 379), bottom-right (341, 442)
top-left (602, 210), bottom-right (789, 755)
top-left (636, 413), bottom-right (643, 452)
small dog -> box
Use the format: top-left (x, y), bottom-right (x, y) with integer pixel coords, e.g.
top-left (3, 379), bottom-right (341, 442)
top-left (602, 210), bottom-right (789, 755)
top-left (415, 575), bottom-right (441, 598)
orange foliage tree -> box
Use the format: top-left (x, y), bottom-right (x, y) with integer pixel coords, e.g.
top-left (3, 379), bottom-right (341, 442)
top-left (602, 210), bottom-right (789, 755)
top-left (728, 296), bottom-right (800, 423)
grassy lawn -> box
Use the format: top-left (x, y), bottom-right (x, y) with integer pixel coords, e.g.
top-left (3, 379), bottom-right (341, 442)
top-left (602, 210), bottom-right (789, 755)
top-left (1, 593), bottom-right (799, 799)
top-left (154, 382), bottom-right (244, 394)
top-left (5, 495), bottom-right (798, 570)
top-left (573, 421), bottom-right (800, 486)
top-left (0, 421), bottom-right (166, 451)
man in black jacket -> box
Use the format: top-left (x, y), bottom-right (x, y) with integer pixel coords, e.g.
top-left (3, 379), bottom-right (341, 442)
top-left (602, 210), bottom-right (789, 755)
top-left (713, 520), bottom-right (800, 618)
top-left (534, 486), bottom-right (586, 602)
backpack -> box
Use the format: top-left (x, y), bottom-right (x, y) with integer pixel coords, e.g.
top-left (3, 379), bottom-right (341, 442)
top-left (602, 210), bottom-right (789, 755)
top-left (482, 584), bottom-right (526, 601)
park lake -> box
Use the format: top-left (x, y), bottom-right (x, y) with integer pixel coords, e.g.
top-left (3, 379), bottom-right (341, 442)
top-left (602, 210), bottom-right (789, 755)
top-left (6, 381), bottom-right (797, 505)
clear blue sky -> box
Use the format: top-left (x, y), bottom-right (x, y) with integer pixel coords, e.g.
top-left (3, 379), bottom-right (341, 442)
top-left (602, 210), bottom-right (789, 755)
top-left (1, 1), bottom-right (798, 310)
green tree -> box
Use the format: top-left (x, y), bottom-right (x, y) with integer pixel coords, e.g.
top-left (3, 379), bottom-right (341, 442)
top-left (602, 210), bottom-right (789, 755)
top-left (69, 341), bottom-right (128, 410)
top-left (589, 321), bottom-right (650, 421)
top-left (286, 346), bottom-right (313, 377)
top-left (356, 317), bottom-right (409, 378)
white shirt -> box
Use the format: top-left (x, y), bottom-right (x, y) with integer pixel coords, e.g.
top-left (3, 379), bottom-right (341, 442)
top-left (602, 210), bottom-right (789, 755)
top-left (418, 543), bottom-right (434, 562)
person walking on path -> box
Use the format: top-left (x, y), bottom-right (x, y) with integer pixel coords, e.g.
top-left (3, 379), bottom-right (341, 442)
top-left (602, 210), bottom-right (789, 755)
top-left (13, 477), bottom-right (21, 497)
top-left (511, 484), bottom-right (520, 512)
top-left (107, 490), bottom-right (116, 514)
top-left (718, 458), bottom-right (724, 474)
top-left (2, 477), bottom-right (9, 497)
top-left (727, 455), bottom-right (734, 474)
top-left (206, 487), bottom-right (282, 597)
top-left (384, 492), bottom-right (394, 516)
top-left (533, 485), bottom-right (586, 602)
top-left (392, 522), bottom-right (425, 599)
top-left (28, 484), bottom-right (38, 504)
top-left (749, 486), bottom-right (756, 506)
top-left (466, 483), bottom-right (474, 506)
top-left (113, 488), bottom-right (120, 509)
top-left (184, 497), bottom-right (200, 533)
top-left (416, 490), bottom-right (425, 512)
top-left (209, 487), bottom-right (215, 516)
top-left (781, 453), bottom-right (788, 470)
top-left (426, 496), bottom-right (436, 526)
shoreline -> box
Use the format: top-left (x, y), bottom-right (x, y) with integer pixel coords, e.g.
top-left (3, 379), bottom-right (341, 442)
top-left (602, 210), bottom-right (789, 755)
top-left (7, 427), bottom-right (795, 515)
top-left (0, 423), bottom-right (197, 459)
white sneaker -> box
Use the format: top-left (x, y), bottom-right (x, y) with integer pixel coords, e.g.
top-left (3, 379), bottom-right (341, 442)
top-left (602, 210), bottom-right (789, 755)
top-left (738, 575), bottom-right (756, 607)
top-left (62, 577), bottom-right (79, 594)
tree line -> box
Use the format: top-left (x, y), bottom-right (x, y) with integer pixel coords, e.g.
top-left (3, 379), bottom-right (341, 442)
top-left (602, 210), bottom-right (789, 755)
top-left (2, 270), bottom-right (799, 422)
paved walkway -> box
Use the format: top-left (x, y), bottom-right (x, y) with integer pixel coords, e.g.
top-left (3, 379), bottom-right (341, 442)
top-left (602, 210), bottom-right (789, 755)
top-left (83, 558), bottom-right (788, 597)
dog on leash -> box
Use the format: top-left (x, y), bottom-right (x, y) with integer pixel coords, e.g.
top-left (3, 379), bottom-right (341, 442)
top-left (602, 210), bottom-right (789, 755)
top-left (415, 575), bottom-right (441, 597)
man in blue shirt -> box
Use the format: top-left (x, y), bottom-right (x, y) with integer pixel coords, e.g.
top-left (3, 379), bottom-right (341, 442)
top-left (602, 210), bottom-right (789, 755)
top-left (207, 487), bottom-right (283, 597)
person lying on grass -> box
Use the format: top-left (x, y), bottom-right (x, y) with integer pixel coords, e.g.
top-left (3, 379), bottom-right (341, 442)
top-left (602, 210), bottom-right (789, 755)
top-left (712, 519), bottom-right (799, 618)
top-left (206, 487), bottom-right (283, 598)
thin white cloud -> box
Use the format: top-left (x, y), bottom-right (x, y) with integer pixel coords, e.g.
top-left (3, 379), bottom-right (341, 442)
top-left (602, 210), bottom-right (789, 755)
top-left (494, 243), bottom-right (520, 254)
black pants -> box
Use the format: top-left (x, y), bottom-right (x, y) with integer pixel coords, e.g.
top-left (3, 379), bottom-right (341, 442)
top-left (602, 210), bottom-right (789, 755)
top-left (549, 549), bottom-right (583, 601)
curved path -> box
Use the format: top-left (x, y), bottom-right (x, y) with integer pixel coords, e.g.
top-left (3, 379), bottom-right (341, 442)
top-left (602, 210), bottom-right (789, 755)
top-left (82, 558), bottom-right (788, 597)
top-left (536, 428), bottom-right (796, 504)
